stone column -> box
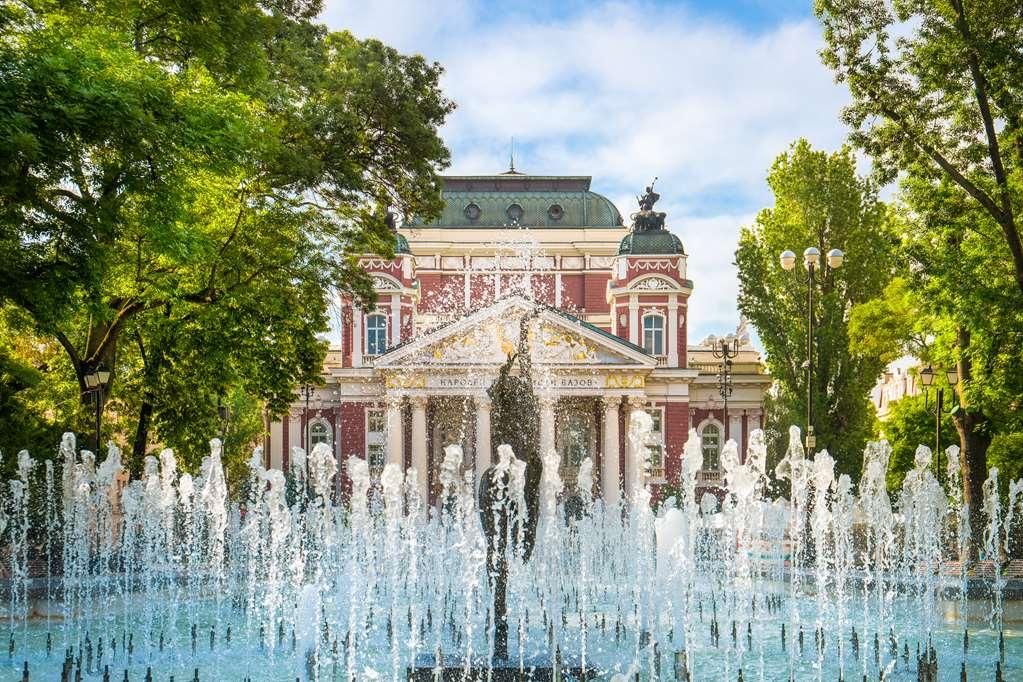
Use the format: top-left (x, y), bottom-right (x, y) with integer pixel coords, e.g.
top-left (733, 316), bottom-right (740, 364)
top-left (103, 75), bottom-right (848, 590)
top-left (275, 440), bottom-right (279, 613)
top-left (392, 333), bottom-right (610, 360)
top-left (410, 396), bottom-right (428, 504)
top-left (538, 395), bottom-right (557, 455)
top-left (385, 394), bottom-right (404, 467)
top-left (390, 294), bottom-right (402, 347)
top-left (352, 307), bottom-right (363, 368)
top-left (601, 396), bottom-right (621, 505)
top-left (624, 396), bottom-right (647, 497)
top-left (475, 395), bottom-right (492, 488)
top-left (667, 297), bottom-right (679, 367)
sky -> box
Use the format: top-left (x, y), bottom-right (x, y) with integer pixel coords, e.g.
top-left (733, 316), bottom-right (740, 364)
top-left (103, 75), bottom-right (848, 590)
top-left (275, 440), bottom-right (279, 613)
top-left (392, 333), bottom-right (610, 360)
top-left (320, 0), bottom-right (853, 345)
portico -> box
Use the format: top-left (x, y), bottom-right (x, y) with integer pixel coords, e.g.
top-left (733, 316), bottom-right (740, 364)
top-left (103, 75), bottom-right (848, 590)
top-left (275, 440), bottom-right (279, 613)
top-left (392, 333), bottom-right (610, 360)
top-left (371, 295), bottom-right (660, 505)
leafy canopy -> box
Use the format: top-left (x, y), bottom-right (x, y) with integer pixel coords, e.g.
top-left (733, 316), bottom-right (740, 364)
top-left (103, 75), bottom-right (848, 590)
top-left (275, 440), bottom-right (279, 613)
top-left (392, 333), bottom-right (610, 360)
top-left (0, 1), bottom-right (453, 470)
top-left (736, 139), bottom-right (896, 476)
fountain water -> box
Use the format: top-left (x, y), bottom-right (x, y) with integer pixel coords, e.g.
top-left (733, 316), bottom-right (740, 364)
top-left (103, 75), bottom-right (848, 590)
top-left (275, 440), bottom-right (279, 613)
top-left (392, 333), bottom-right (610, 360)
top-left (2, 241), bottom-right (1022, 680)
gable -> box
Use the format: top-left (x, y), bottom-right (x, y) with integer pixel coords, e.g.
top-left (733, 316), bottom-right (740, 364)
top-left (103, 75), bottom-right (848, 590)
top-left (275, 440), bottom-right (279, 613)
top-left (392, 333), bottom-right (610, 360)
top-left (375, 296), bottom-right (655, 369)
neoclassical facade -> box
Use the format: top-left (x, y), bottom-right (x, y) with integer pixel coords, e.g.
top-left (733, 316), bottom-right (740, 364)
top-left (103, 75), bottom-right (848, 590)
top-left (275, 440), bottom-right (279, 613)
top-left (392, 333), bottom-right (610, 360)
top-left (265, 172), bottom-right (770, 504)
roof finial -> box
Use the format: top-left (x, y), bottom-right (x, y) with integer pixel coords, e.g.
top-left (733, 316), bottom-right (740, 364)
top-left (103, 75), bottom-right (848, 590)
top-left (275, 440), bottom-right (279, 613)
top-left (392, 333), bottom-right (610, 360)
top-left (509, 136), bottom-right (515, 173)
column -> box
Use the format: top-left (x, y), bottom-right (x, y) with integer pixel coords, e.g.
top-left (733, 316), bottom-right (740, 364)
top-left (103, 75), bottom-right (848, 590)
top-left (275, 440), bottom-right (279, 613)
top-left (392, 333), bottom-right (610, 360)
top-left (475, 395), bottom-right (492, 487)
top-left (539, 395), bottom-right (556, 455)
top-left (390, 294), bottom-right (402, 347)
top-left (385, 394), bottom-right (403, 467)
top-left (410, 396), bottom-right (428, 504)
top-left (352, 307), bottom-right (363, 368)
top-left (667, 297), bottom-right (679, 367)
top-left (601, 396), bottom-right (621, 505)
top-left (624, 396), bottom-right (646, 496)
top-left (628, 295), bottom-right (639, 345)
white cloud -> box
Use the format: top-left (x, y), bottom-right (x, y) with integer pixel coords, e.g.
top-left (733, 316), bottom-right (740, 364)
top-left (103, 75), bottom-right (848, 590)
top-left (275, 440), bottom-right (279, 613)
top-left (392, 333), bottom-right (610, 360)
top-left (320, 0), bottom-right (852, 344)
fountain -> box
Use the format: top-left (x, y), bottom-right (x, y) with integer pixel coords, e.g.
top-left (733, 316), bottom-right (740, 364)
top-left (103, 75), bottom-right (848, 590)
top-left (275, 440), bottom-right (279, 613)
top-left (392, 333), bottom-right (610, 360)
top-left (1, 287), bottom-right (1022, 679)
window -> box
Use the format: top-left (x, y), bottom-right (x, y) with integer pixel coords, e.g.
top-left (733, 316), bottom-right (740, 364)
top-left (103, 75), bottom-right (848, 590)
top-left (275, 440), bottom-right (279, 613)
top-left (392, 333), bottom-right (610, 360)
top-left (367, 444), bottom-right (386, 472)
top-left (309, 422), bottom-right (331, 447)
top-left (366, 408), bottom-right (386, 473)
top-left (645, 408), bottom-right (665, 477)
top-left (367, 410), bottom-right (386, 434)
top-left (366, 314), bottom-right (388, 356)
top-left (642, 314), bottom-right (664, 356)
top-left (701, 423), bottom-right (721, 470)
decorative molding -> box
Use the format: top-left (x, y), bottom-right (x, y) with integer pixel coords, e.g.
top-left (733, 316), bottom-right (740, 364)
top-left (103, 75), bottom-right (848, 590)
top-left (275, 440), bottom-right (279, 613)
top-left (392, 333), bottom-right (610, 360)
top-left (384, 375), bottom-right (426, 390)
top-left (562, 256), bottom-right (585, 270)
top-left (633, 276), bottom-right (675, 290)
top-left (372, 275), bottom-right (400, 290)
top-left (631, 259), bottom-right (681, 272)
top-left (590, 256), bottom-right (614, 268)
top-left (360, 258), bottom-right (401, 271)
top-left (605, 373), bottom-right (645, 389)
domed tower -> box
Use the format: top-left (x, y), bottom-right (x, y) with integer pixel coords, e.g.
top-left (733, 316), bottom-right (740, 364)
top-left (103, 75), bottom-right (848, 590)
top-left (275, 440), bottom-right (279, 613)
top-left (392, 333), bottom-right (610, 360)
top-left (607, 182), bottom-right (692, 369)
top-left (345, 214), bottom-right (420, 368)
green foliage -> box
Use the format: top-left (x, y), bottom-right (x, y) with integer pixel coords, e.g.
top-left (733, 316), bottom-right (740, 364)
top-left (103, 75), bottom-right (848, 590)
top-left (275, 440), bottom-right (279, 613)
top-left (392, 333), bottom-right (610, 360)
top-left (877, 394), bottom-right (957, 492)
top-left (987, 432), bottom-right (1023, 499)
top-left (736, 139), bottom-right (896, 478)
top-left (816, 0), bottom-right (1023, 295)
top-left (0, 1), bottom-right (453, 480)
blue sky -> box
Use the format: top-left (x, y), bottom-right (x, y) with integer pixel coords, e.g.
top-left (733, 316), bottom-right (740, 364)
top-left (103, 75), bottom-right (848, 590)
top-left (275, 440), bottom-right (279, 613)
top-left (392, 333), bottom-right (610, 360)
top-left (321, 0), bottom-right (852, 344)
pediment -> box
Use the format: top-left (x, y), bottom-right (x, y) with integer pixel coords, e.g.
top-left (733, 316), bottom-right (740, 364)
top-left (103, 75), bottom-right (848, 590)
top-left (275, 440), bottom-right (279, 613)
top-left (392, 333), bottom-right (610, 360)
top-left (375, 296), bottom-right (655, 369)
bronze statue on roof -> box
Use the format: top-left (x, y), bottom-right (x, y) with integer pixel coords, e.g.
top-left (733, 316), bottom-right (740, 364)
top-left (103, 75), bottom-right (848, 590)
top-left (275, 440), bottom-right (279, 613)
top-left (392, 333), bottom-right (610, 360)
top-left (632, 177), bottom-right (667, 231)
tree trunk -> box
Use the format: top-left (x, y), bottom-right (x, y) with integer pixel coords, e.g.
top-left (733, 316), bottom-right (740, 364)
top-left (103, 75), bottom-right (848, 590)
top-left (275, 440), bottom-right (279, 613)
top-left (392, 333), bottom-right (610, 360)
top-left (951, 325), bottom-right (992, 560)
top-left (955, 410), bottom-right (992, 561)
top-left (131, 400), bottom-right (154, 476)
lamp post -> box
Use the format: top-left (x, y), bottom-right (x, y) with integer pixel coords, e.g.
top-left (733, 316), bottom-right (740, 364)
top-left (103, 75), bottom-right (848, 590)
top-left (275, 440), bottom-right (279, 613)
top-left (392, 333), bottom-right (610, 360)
top-left (300, 384), bottom-right (315, 451)
top-left (217, 395), bottom-right (230, 439)
top-left (713, 337), bottom-right (739, 443)
top-left (919, 364), bottom-right (959, 473)
top-left (82, 367), bottom-right (112, 453)
top-left (779, 246), bottom-right (845, 454)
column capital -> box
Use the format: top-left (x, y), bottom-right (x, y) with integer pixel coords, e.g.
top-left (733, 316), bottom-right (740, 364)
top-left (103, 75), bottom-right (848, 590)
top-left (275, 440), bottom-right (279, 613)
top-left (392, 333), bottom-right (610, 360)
top-left (385, 392), bottom-right (404, 409)
top-left (409, 395), bottom-right (428, 410)
top-left (601, 395), bottom-right (621, 411)
top-left (538, 394), bottom-right (558, 410)
top-left (476, 394), bottom-right (492, 410)
top-left (626, 395), bottom-right (648, 409)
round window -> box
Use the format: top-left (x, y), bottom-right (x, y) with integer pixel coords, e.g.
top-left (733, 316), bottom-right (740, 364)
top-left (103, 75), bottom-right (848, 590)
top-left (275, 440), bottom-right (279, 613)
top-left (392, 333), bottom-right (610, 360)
top-left (506, 203), bottom-right (524, 224)
top-left (548, 203), bottom-right (564, 221)
top-left (463, 202), bottom-right (481, 221)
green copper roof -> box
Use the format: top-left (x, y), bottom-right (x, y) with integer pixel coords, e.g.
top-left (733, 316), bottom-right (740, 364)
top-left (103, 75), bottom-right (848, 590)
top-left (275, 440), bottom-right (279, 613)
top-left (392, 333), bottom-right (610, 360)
top-left (409, 175), bottom-right (624, 228)
top-left (618, 229), bottom-right (686, 255)
top-left (395, 232), bottom-right (411, 254)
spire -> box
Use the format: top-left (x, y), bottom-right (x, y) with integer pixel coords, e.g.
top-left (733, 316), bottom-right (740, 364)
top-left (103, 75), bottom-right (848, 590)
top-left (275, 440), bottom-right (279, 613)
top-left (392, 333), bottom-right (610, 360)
top-left (500, 137), bottom-right (524, 175)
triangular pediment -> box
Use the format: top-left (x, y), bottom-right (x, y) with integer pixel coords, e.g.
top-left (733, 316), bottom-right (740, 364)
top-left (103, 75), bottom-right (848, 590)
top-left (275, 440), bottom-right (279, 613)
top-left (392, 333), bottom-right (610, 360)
top-left (375, 296), bottom-right (656, 369)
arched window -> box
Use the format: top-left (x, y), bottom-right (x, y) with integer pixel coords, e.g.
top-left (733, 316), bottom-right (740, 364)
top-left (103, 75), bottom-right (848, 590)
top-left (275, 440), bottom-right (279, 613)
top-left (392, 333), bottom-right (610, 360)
top-left (366, 313), bottom-right (388, 356)
top-left (701, 423), bottom-right (721, 470)
top-left (642, 314), bottom-right (664, 356)
top-left (309, 421), bottom-right (331, 447)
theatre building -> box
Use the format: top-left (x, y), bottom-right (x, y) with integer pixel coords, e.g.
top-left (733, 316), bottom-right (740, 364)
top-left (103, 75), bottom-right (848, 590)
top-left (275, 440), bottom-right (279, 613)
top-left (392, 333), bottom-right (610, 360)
top-left (265, 172), bottom-right (770, 503)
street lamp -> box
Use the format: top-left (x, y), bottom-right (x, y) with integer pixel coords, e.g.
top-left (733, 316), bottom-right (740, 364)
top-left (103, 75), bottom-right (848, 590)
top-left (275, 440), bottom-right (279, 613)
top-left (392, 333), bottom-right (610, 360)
top-left (300, 384), bottom-right (315, 451)
top-left (713, 337), bottom-right (739, 445)
top-left (919, 364), bottom-right (959, 471)
top-left (82, 367), bottom-right (112, 452)
top-left (217, 395), bottom-right (230, 438)
top-left (779, 245), bottom-right (846, 453)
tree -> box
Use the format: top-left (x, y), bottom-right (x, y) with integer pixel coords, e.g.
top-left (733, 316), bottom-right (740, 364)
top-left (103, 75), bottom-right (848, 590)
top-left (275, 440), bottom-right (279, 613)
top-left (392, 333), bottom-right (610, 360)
top-left (849, 174), bottom-right (1023, 548)
top-left (0, 2), bottom-right (453, 470)
top-left (736, 139), bottom-right (896, 477)
top-left (816, 0), bottom-right (1023, 296)
top-left (875, 393), bottom-right (957, 493)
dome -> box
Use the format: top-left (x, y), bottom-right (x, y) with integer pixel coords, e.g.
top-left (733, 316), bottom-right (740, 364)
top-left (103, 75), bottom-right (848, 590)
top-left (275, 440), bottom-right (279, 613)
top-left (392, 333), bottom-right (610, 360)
top-left (395, 232), bottom-right (411, 255)
top-left (618, 229), bottom-right (685, 255)
top-left (409, 175), bottom-right (625, 228)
